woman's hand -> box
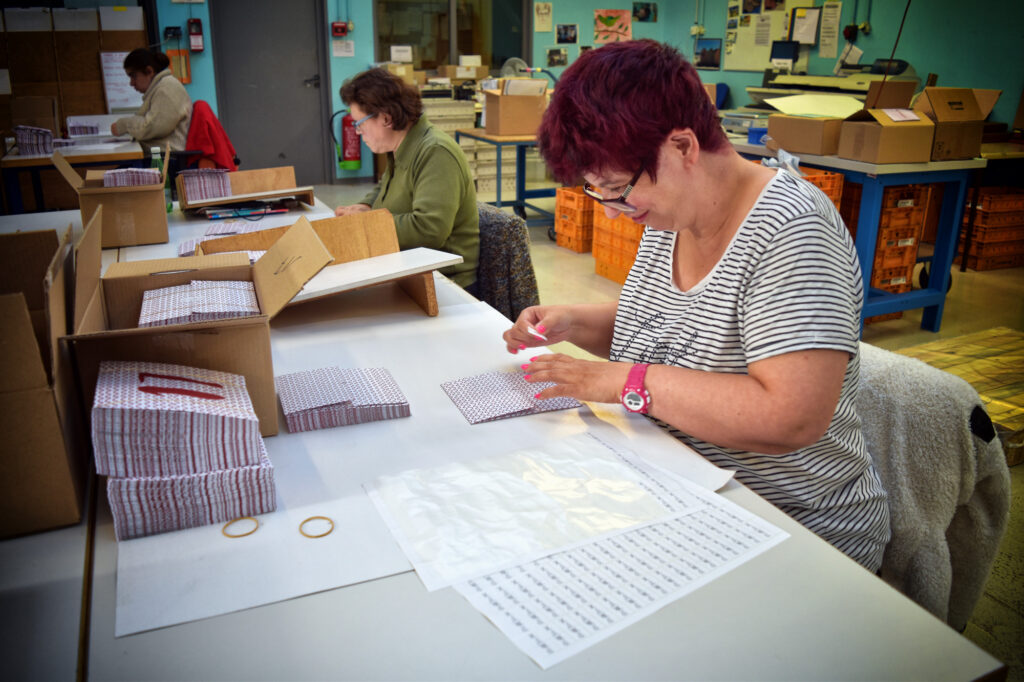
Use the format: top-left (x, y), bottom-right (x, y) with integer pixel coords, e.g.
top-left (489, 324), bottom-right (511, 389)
top-left (521, 353), bottom-right (631, 404)
top-left (502, 306), bottom-right (573, 354)
top-left (335, 203), bottom-right (371, 217)
top-left (110, 122), bottom-right (119, 135)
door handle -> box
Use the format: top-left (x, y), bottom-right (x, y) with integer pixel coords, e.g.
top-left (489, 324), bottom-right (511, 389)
top-left (303, 74), bottom-right (320, 88)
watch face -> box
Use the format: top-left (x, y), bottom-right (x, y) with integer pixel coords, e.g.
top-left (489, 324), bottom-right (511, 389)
top-left (623, 390), bottom-right (646, 412)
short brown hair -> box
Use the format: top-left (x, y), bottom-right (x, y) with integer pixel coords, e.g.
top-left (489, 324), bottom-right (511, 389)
top-left (340, 67), bottom-right (422, 131)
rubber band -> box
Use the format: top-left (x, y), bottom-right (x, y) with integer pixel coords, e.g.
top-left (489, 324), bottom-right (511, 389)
top-left (299, 515), bottom-right (334, 538)
top-left (222, 516), bottom-right (259, 538)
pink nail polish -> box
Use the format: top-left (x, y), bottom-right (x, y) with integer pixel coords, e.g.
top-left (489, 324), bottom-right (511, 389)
top-left (521, 364), bottom-right (529, 370)
top-left (519, 344), bottom-right (526, 350)
top-left (529, 356), bottom-right (538, 361)
top-left (533, 393), bottom-right (542, 399)
top-left (536, 324), bottom-right (546, 333)
top-left (524, 374), bottom-right (532, 380)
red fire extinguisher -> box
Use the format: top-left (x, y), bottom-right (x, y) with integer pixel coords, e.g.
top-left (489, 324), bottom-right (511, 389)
top-left (338, 111), bottom-right (361, 170)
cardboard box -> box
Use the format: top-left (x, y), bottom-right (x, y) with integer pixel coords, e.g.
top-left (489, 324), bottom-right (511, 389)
top-left (768, 114), bottom-right (844, 155)
top-left (0, 225), bottom-right (88, 538)
top-left (837, 82), bottom-right (933, 164)
top-left (52, 150), bottom-right (169, 248)
top-left (483, 89), bottom-right (547, 136)
top-left (197, 209), bottom-right (442, 316)
top-left (66, 212), bottom-right (332, 437)
top-left (914, 87), bottom-right (1000, 160)
top-left (175, 165), bottom-right (315, 212)
top-left (438, 64), bottom-right (490, 82)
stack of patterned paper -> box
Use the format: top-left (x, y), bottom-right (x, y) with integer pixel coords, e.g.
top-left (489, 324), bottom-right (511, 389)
top-left (275, 366), bottom-right (411, 432)
top-left (441, 370), bottom-right (581, 424)
top-left (91, 360), bottom-right (276, 540)
top-left (179, 168), bottom-right (232, 201)
top-left (138, 280), bottom-right (259, 327)
top-left (68, 123), bottom-right (99, 136)
top-left (103, 168), bottom-right (162, 187)
top-left (14, 125), bottom-right (54, 155)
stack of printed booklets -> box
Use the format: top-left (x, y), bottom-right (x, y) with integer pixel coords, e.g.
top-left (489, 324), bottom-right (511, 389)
top-left (138, 280), bottom-right (259, 327)
top-left (275, 366), bottom-right (410, 432)
top-left (103, 168), bottom-right (162, 187)
top-left (91, 360), bottom-right (276, 541)
top-left (179, 167), bottom-right (232, 201)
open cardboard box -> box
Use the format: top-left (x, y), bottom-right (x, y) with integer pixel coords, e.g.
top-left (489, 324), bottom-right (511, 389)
top-left (176, 165), bottom-right (316, 212)
top-left (52, 150), bottom-right (169, 248)
top-left (837, 81), bottom-right (934, 164)
top-left (65, 212), bottom-right (332, 437)
top-left (914, 87), bottom-right (1000, 160)
top-left (0, 224), bottom-right (89, 538)
top-left (764, 93), bottom-right (864, 156)
top-left (483, 82), bottom-right (547, 136)
top-left (197, 209), bottom-right (454, 316)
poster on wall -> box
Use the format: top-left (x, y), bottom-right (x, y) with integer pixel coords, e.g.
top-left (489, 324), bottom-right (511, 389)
top-left (534, 2), bottom-right (553, 32)
top-left (695, 38), bottom-right (722, 69)
top-left (556, 24), bottom-right (578, 44)
top-left (633, 2), bottom-right (658, 22)
top-left (594, 9), bottom-right (632, 43)
top-left (547, 48), bottom-right (569, 67)
top-left (724, 0), bottom-right (813, 71)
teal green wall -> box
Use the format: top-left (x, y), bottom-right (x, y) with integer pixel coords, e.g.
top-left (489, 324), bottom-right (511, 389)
top-left (152, 0), bottom-right (1023, 182)
top-left (530, 0), bottom-right (1024, 127)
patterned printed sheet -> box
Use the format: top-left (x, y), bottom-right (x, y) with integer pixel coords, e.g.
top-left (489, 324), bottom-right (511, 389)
top-left (107, 444), bottom-right (276, 541)
top-left (103, 168), bottom-right (162, 187)
top-left (275, 366), bottom-right (411, 432)
top-left (179, 168), bottom-right (232, 201)
top-left (137, 280), bottom-right (260, 327)
top-left (441, 371), bottom-right (581, 425)
top-left (91, 360), bottom-right (263, 478)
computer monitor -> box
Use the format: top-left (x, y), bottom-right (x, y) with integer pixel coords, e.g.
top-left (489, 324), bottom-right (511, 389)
top-left (770, 40), bottom-right (800, 69)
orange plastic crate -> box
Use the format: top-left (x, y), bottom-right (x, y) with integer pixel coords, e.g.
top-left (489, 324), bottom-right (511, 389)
top-left (802, 166), bottom-right (844, 210)
top-left (871, 265), bottom-right (913, 289)
top-left (879, 206), bottom-right (926, 230)
top-left (555, 186), bottom-right (596, 226)
top-left (594, 258), bottom-right (631, 284)
top-left (960, 239), bottom-right (1024, 259)
top-left (865, 282), bottom-right (910, 324)
top-left (964, 207), bottom-right (1024, 228)
top-left (974, 187), bottom-right (1024, 212)
top-left (555, 217), bottom-right (593, 240)
top-left (955, 252), bottom-right (1024, 271)
top-left (555, 232), bottom-right (592, 253)
top-left (966, 225), bottom-right (1024, 244)
top-left (881, 184), bottom-right (930, 209)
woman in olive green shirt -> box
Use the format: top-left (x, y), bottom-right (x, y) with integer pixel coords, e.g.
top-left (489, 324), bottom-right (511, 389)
top-left (335, 68), bottom-right (480, 291)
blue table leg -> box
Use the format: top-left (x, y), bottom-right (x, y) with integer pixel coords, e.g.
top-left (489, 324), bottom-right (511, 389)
top-left (2, 168), bottom-right (24, 214)
top-left (494, 152), bottom-right (504, 208)
top-left (920, 178), bottom-right (968, 331)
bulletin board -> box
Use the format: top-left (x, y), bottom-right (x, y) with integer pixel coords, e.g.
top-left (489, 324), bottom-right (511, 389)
top-left (100, 51), bottom-right (143, 113)
top-left (723, 0), bottom-right (814, 72)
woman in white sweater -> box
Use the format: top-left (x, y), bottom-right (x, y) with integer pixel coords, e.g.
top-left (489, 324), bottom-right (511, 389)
top-left (112, 48), bottom-right (192, 151)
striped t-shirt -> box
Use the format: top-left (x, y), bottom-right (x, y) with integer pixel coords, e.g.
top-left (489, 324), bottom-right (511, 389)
top-left (610, 168), bottom-right (890, 571)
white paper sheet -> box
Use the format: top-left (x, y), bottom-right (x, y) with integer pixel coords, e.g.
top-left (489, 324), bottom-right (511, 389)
top-left (369, 433), bottom-right (705, 591)
top-left (292, 248), bottom-right (462, 304)
top-left (455, 479), bottom-right (788, 669)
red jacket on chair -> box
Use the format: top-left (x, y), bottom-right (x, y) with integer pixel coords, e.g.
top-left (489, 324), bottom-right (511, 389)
top-left (186, 100), bottom-right (238, 171)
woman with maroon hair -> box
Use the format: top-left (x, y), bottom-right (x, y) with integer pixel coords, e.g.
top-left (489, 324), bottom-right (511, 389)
top-left (506, 40), bottom-right (889, 571)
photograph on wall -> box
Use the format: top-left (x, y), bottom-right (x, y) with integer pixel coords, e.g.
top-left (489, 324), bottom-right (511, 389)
top-left (695, 38), bottom-right (722, 69)
top-left (727, 18), bottom-right (738, 28)
top-left (546, 47), bottom-right (569, 67)
top-left (728, 4), bottom-right (740, 17)
top-left (633, 2), bottom-right (658, 22)
top-left (556, 24), bottom-right (579, 44)
top-left (594, 9), bottom-right (633, 43)
top-left (725, 30), bottom-right (738, 53)
top-left (580, 45), bottom-right (594, 53)
top-left (764, 0), bottom-right (785, 9)
top-left (534, 2), bottom-right (553, 32)
top-left (743, 0), bottom-right (762, 13)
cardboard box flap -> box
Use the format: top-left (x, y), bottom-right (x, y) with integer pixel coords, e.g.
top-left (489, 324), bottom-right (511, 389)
top-left (0, 293), bottom-right (49, 392)
top-left (862, 109), bottom-right (933, 127)
top-left (864, 80), bottom-right (916, 109)
top-left (972, 89), bottom-right (1002, 119)
top-left (105, 252), bottom-right (250, 278)
top-left (0, 229), bottom-right (59, 311)
top-left (916, 87), bottom-right (983, 122)
top-left (73, 207), bottom-right (104, 333)
top-left (51, 150), bottom-right (85, 191)
top-left (251, 216), bottom-right (332, 319)
top-left (44, 226), bottom-right (74, 382)
top-left (199, 209), bottom-right (400, 265)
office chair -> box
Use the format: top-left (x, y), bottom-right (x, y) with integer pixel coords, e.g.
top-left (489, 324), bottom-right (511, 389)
top-left (857, 342), bottom-right (1010, 631)
top-left (476, 202), bottom-right (540, 320)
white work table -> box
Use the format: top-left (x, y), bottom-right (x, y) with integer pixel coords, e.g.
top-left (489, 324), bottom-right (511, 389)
top-left (1, 201), bottom-right (1007, 681)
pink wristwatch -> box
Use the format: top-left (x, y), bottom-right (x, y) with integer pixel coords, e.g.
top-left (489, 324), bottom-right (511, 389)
top-left (620, 363), bottom-right (652, 414)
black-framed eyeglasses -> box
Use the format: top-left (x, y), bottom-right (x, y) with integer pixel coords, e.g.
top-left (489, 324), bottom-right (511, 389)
top-left (353, 112), bottom-right (376, 134)
top-left (582, 167), bottom-right (644, 213)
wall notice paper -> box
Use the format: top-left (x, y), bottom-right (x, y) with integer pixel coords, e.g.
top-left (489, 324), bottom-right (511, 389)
top-left (332, 39), bottom-right (355, 58)
top-left (369, 433), bottom-right (702, 591)
top-left (456, 479), bottom-right (788, 669)
top-left (819, 1), bottom-right (842, 59)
